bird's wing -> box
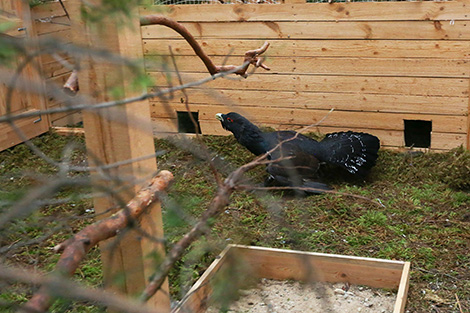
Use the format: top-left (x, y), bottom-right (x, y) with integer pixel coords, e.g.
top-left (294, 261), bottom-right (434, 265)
top-left (318, 131), bottom-right (380, 176)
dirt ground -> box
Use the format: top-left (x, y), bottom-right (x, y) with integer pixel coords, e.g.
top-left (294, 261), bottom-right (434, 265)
top-left (206, 279), bottom-right (396, 313)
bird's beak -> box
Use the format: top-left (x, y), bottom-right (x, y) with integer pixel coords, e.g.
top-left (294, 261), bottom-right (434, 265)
top-left (215, 113), bottom-right (224, 122)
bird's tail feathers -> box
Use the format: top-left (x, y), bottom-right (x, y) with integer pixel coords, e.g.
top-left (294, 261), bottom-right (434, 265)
top-left (319, 131), bottom-right (380, 176)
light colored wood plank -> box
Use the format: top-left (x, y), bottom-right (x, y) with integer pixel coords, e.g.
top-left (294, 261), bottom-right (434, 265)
top-left (69, 1), bottom-right (170, 310)
top-left (148, 88), bottom-right (468, 115)
top-left (50, 111), bottom-right (82, 126)
top-left (0, 113), bottom-right (45, 150)
top-left (141, 20), bottom-right (470, 40)
top-left (145, 55), bottom-right (470, 78)
top-left (41, 58), bottom-right (74, 78)
top-left (143, 38), bottom-right (470, 59)
top-left (31, 0), bottom-right (71, 20)
top-left (52, 126), bottom-right (85, 135)
top-left (174, 245), bottom-right (410, 313)
top-left (35, 15), bottom-right (70, 35)
top-left (141, 1), bottom-right (470, 22)
top-left (148, 72), bottom-right (470, 98)
top-left (150, 103), bottom-right (468, 133)
top-left (394, 262), bottom-right (411, 313)
top-left (234, 245), bottom-right (404, 288)
top-left (151, 118), bottom-right (466, 150)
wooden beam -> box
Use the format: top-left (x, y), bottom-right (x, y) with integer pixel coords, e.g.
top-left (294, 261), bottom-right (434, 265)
top-left (145, 55), bottom-right (470, 78)
top-left (140, 1), bottom-right (470, 23)
top-left (68, 1), bottom-right (170, 311)
top-left (149, 103), bottom-right (468, 134)
top-left (174, 245), bottom-right (410, 313)
top-left (141, 20), bottom-right (470, 40)
top-left (143, 38), bottom-right (470, 59)
top-left (148, 88), bottom-right (468, 116)
top-left (147, 72), bottom-right (470, 98)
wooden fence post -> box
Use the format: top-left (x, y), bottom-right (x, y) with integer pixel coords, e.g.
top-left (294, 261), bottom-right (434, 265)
top-left (68, 2), bottom-right (170, 311)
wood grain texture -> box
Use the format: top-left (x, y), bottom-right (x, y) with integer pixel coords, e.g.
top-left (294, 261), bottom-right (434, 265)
top-left (174, 245), bottom-right (409, 313)
top-left (140, 1), bottom-right (470, 22)
top-left (148, 88), bottom-right (468, 115)
top-left (150, 103), bottom-right (467, 134)
top-left (148, 72), bottom-right (470, 98)
top-left (152, 118), bottom-right (467, 151)
top-left (142, 20), bottom-right (470, 40)
top-left (69, 1), bottom-right (170, 310)
top-left (145, 55), bottom-right (470, 78)
top-left (143, 38), bottom-right (470, 59)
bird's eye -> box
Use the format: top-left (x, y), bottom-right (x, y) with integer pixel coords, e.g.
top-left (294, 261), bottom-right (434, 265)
top-left (227, 118), bottom-right (233, 123)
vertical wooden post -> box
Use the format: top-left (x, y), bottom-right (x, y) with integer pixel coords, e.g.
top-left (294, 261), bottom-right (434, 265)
top-left (68, 2), bottom-right (170, 311)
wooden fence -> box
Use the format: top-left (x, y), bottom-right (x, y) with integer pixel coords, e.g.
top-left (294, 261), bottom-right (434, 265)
top-left (2, 0), bottom-right (470, 151)
top-left (31, 1), bottom-right (79, 126)
top-left (141, 0), bottom-right (470, 150)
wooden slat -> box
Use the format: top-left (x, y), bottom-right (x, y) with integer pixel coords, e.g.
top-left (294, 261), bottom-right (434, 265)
top-left (31, 0), bottom-right (70, 20)
top-left (41, 59), bottom-right (74, 78)
top-left (140, 1), bottom-right (470, 23)
top-left (141, 20), bottom-right (470, 40)
top-left (143, 38), bottom-right (470, 59)
top-left (148, 72), bottom-right (470, 98)
top-left (152, 118), bottom-right (467, 150)
top-left (35, 15), bottom-right (70, 35)
top-left (0, 113), bottom-right (44, 150)
top-left (235, 245), bottom-right (404, 288)
top-left (145, 55), bottom-right (470, 78)
top-left (174, 245), bottom-right (409, 313)
top-left (150, 103), bottom-right (467, 134)
top-left (149, 88), bottom-right (467, 115)
top-left (394, 262), bottom-right (411, 313)
top-left (69, 0), bottom-right (170, 309)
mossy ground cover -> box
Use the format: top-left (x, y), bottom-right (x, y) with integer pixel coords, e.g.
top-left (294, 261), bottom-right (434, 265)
top-left (0, 132), bottom-right (469, 312)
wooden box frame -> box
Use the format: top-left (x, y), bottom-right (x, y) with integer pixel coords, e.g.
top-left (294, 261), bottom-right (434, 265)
top-left (174, 244), bottom-right (411, 313)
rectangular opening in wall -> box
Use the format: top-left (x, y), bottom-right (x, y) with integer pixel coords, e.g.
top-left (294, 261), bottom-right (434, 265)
top-left (404, 120), bottom-right (432, 148)
top-left (177, 111), bottom-right (201, 134)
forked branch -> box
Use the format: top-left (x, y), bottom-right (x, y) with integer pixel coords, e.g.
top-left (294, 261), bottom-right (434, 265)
top-left (139, 15), bottom-right (270, 78)
top-left (21, 171), bottom-right (174, 313)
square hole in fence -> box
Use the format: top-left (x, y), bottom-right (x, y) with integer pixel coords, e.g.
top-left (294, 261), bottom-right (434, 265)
top-left (404, 120), bottom-right (432, 148)
top-left (177, 111), bottom-right (201, 134)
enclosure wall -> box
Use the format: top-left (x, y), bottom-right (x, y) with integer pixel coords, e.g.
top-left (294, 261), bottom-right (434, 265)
top-left (142, 0), bottom-right (470, 151)
top-left (31, 1), bottom-right (80, 126)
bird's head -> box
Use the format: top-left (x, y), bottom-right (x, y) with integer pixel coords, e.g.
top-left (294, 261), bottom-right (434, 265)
top-left (215, 112), bottom-right (249, 133)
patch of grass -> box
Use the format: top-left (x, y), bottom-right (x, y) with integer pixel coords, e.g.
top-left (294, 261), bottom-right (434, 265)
top-left (1, 132), bottom-right (469, 312)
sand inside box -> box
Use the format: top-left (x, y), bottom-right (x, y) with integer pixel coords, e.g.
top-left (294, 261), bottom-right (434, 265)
top-left (206, 278), bottom-right (396, 313)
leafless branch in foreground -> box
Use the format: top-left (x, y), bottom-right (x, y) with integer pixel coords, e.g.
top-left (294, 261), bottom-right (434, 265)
top-left (139, 15), bottom-right (270, 78)
top-left (0, 264), bottom-right (157, 313)
top-left (20, 171), bottom-right (174, 313)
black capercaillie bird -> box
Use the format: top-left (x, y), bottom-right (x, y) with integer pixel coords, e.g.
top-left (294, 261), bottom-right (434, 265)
top-left (215, 112), bottom-right (380, 194)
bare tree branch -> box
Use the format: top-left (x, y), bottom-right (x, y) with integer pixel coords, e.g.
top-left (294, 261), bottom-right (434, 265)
top-left (139, 15), bottom-right (270, 78)
top-left (0, 264), bottom-right (158, 313)
top-left (20, 171), bottom-right (174, 313)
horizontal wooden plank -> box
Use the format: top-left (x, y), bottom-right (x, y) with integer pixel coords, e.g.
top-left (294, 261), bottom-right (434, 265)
top-left (147, 72), bottom-right (470, 98)
top-left (150, 103), bottom-right (468, 133)
top-left (141, 20), bottom-right (470, 40)
top-left (232, 245), bottom-right (404, 288)
top-left (151, 118), bottom-right (467, 150)
top-left (140, 1), bottom-right (470, 22)
top-left (50, 111), bottom-right (82, 126)
top-left (37, 28), bottom-right (72, 43)
top-left (41, 59), bottom-right (73, 78)
top-left (35, 15), bottom-right (70, 35)
top-left (0, 113), bottom-right (48, 151)
top-left (31, 0), bottom-right (71, 20)
top-left (145, 55), bottom-right (470, 78)
top-left (143, 38), bottom-right (470, 59)
top-left (148, 88), bottom-right (468, 115)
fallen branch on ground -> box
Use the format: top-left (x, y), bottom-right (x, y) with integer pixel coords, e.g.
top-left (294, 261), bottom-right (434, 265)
top-left (20, 170), bottom-right (174, 313)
